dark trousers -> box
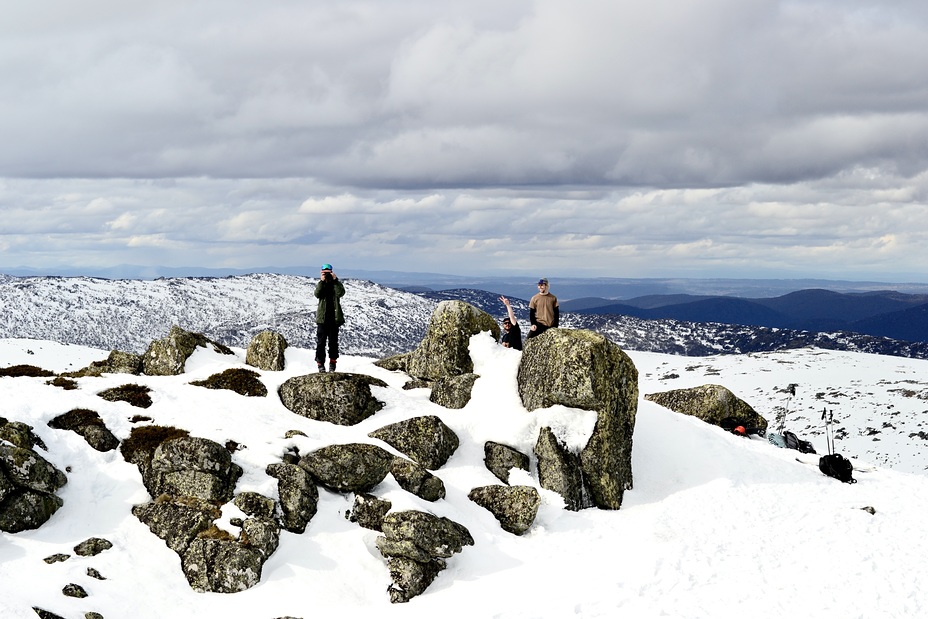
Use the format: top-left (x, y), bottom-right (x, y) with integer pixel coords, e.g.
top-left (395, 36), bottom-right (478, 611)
top-left (315, 323), bottom-right (340, 363)
top-left (527, 323), bottom-right (551, 339)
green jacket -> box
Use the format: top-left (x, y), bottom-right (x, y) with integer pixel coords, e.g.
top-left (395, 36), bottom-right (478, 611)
top-left (314, 278), bottom-right (346, 326)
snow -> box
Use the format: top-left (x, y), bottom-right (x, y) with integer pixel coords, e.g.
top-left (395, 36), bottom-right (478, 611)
top-left (2, 337), bottom-right (928, 618)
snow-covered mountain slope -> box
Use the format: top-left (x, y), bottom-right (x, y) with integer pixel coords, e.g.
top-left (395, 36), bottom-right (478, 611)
top-left (0, 274), bottom-right (435, 356)
top-left (1, 338), bottom-right (928, 618)
top-left (2, 274), bottom-right (927, 361)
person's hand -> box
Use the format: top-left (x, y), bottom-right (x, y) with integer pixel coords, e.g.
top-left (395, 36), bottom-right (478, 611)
top-left (499, 295), bottom-right (510, 306)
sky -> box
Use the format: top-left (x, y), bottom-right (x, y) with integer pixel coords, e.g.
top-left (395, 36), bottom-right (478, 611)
top-left (3, 336), bottom-right (928, 618)
top-left (2, 1), bottom-right (928, 282)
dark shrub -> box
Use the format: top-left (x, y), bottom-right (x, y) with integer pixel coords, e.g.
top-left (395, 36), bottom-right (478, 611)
top-left (98, 383), bottom-right (153, 408)
top-left (49, 409), bottom-right (105, 431)
top-left (190, 368), bottom-right (268, 397)
top-left (120, 425), bottom-right (189, 465)
top-left (0, 364), bottom-right (55, 378)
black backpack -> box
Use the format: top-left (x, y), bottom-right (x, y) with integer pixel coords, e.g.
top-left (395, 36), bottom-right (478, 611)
top-left (819, 453), bottom-right (856, 484)
top-left (783, 430), bottom-right (816, 454)
top-left (819, 408), bottom-right (856, 484)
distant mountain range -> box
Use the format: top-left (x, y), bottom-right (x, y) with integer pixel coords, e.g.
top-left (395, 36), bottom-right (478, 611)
top-left (560, 289), bottom-right (928, 343)
top-left (2, 274), bottom-right (928, 361)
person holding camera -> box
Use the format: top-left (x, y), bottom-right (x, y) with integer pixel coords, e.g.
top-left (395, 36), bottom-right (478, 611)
top-left (314, 263), bottom-right (345, 372)
top-left (528, 278), bottom-right (558, 339)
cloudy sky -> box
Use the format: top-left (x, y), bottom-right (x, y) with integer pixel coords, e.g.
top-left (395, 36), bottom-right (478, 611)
top-left (2, 0), bottom-right (927, 281)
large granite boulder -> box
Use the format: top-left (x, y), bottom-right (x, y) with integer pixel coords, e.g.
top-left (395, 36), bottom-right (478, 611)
top-left (278, 373), bottom-right (387, 426)
top-left (0, 442), bottom-right (68, 532)
top-left (368, 415), bottom-right (460, 470)
top-left (644, 384), bottom-right (768, 433)
top-left (246, 330), bottom-right (288, 371)
top-left (404, 300), bottom-right (500, 381)
top-left (142, 325), bottom-right (234, 376)
top-left (0, 418), bottom-right (47, 451)
top-left (265, 462), bottom-right (318, 533)
top-left (132, 496), bottom-right (220, 554)
top-left (468, 485), bottom-right (540, 535)
top-left (376, 510), bottom-right (474, 603)
top-left (429, 373), bottom-right (480, 409)
top-left (148, 436), bottom-right (243, 504)
top-left (517, 328), bottom-right (638, 510)
top-left (534, 426), bottom-right (585, 511)
top-left (299, 443), bottom-right (394, 493)
top-left (181, 536), bottom-right (266, 593)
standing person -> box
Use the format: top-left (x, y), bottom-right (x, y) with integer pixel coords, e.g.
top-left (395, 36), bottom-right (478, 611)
top-left (499, 295), bottom-right (523, 350)
top-left (314, 263), bottom-right (345, 372)
top-left (528, 278), bottom-right (559, 339)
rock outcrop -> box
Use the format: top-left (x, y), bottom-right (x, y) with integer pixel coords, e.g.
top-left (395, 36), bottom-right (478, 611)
top-left (368, 415), bottom-right (460, 470)
top-left (518, 328), bottom-right (638, 510)
top-left (376, 510), bottom-right (474, 603)
top-left (64, 349), bottom-right (143, 377)
top-left (299, 443), bottom-right (394, 493)
top-left (246, 330), bottom-right (288, 371)
top-left (377, 300), bottom-right (498, 407)
top-left (483, 441), bottom-right (530, 484)
top-left (468, 485), bottom-right (540, 535)
top-left (644, 384), bottom-right (768, 433)
top-left (0, 440), bottom-right (68, 532)
top-left (142, 325), bottom-right (234, 376)
top-left (278, 373), bottom-right (387, 425)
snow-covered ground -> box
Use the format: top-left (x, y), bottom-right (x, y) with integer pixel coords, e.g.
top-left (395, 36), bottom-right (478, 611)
top-left (2, 337), bottom-right (928, 618)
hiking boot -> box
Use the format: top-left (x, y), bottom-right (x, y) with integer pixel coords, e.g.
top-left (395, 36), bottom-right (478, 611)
top-left (328, 361), bottom-right (337, 373)
top-left (317, 363), bottom-right (326, 373)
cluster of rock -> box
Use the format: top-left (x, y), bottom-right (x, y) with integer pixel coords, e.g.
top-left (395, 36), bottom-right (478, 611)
top-left (0, 418), bottom-right (67, 533)
top-left (2, 301), bottom-right (652, 606)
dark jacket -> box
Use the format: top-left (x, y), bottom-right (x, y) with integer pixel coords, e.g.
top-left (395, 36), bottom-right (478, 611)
top-left (314, 278), bottom-right (346, 326)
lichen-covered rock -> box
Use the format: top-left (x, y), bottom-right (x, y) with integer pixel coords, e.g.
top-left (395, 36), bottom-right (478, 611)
top-left (385, 557), bottom-right (444, 604)
top-left (467, 485), bottom-right (540, 535)
top-left (368, 415), bottom-right (460, 470)
top-left (181, 537), bottom-right (264, 593)
top-left (0, 489), bottom-right (64, 533)
top-left (374, 353), bottom-right (409, 373)
top-left (48, 409), bottom-right (120, 452)
top-left (347, 493), bottom-right (392, 531)
top-left (518, 328), bottom-right (638, 510)
top-left (148, 436), bottom-right (242, 504)
top-left (64, 349), bottom-right (143, 377)
top-left (534, 426), bottom-right (585, 511)
top-left (299, 443), bottom-right (393, 493)
top-left (132, 497), bottom-right (220, 554)
top-left (240, 517), bottom-right (280, 559)
top-left (233, 492), bottom-right (276, 519)
top-left (265, 462), bottom-right (318, 533)
top-left (142, 325), bottom-right (234, 376)
top-left (0, 418), bottom-right (48, 451)
top-left (0, 443), bottom-right (67, 494)
top-left (405, 301), bottom-right (500, 381)
top-left (484, 441), bottom-right (530, 484)
top-left (278, 373), bottom-right (387, 426)
top-left (245, 330), bottom-right (288, 371)
top-left (376, 510), bottom-right (474, 603)
top-left (644, 384), bottom-right (768, 433)
top-left (390, 458), bottom-right (445, 502)
top-left (429, 373), bottom-right (479, 409)
top-left (74, 537), bottom-right (113, 557)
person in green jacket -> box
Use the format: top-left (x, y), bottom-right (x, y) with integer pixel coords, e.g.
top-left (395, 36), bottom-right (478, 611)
top-left (314, 263), bottom-right (345, 372)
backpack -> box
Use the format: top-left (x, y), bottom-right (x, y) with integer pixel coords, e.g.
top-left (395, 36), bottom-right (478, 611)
top-left (819, 453), bottom-right (856, 484)
top-left (783, 430), bottom-right (816, 454)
